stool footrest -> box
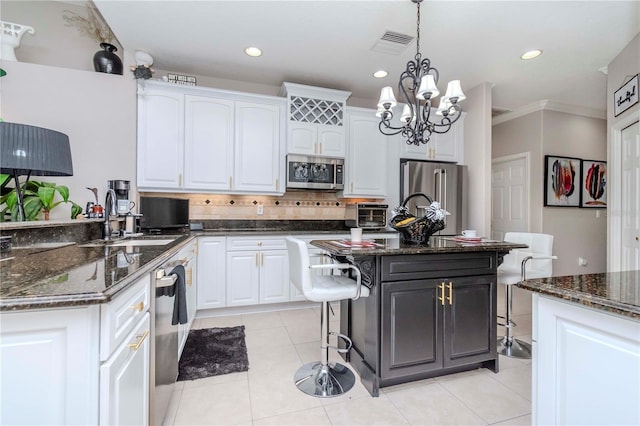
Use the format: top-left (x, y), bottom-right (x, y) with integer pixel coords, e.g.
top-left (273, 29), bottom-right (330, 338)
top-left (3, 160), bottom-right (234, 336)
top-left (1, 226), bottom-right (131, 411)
top-left (330, 332), bottom-right (352, 353)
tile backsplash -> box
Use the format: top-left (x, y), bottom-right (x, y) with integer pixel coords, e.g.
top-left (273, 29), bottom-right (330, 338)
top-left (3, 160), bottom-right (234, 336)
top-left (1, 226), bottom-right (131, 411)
top-left (139, 192), bottom-right (383, 221)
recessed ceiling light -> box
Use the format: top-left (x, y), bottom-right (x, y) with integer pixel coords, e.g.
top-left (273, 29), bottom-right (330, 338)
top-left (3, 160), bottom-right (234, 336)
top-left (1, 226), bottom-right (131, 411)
top-left (521, 49), bottom-right (542, 60)
top-left (244, 47), bottom-right (262, 57)
top-left (373, 70), bottom-right (388, 78)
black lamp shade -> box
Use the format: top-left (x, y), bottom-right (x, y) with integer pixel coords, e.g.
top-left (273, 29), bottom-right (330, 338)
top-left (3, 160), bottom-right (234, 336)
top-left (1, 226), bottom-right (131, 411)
top-left (0, 122), bottom-right (73, 176)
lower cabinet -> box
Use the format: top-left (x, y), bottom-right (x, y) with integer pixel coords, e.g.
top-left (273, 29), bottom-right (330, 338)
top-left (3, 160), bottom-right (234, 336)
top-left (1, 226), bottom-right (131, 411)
top-left (197, 237), bottom-right (227, 309)
top-left (226, 237), bottom-right (289, 306)
top-left (176, 240), bottom-right (199, 357)
top-left (379, 253), bottom-right (497, 382)
top-left (0, 274), bottom-right (151, 425)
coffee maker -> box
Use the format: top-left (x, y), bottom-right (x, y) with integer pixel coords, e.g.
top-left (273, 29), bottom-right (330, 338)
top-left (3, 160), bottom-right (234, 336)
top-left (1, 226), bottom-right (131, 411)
top-left (108, 180), bottom-right (133, 216)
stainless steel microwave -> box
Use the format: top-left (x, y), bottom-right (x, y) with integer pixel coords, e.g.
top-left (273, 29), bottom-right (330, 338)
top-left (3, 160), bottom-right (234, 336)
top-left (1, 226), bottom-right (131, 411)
top-left (286, 155), bottom-right (344, 190)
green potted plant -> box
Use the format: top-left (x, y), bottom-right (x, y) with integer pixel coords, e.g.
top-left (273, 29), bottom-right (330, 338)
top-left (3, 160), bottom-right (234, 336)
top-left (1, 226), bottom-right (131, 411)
top-left (0, 174), bottom-right (82, 221)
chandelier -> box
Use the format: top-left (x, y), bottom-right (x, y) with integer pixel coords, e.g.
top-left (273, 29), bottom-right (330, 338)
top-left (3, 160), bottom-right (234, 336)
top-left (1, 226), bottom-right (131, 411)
top-left (377, 0), bottom-right (465, 146)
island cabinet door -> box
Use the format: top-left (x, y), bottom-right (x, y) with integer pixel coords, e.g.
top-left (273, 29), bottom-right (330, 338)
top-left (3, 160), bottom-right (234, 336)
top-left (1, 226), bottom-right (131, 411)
top-left (442, 275), bottom-right (497, 367)
top-left (380, 279), bottom-right (444, 380)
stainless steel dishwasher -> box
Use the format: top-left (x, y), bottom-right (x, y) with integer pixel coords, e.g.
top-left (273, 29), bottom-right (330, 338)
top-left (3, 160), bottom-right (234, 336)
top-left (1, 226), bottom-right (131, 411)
top-left (151, 264), bottom-right (179, 425)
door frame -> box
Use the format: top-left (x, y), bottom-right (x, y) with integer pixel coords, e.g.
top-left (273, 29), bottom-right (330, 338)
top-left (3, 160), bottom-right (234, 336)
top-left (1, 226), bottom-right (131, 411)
top-left (608, 113), bottom-right (640, 272)
top-left (491, 152), bottom-right (531, 237)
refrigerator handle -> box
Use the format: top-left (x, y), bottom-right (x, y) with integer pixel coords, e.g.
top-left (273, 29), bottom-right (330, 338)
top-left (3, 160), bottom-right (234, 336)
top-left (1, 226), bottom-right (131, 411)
top-left (434, 168), bottom-right (441, 202)
top-left (442, 168), bottom-right (447, 212)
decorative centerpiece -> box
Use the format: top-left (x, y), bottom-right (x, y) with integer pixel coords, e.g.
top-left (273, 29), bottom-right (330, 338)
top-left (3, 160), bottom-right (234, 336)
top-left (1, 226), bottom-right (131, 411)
top-left (62, 5), bottom-right (122, 75)
top-left (0, 21), bottom-right (35, 61)
top-left (389, 193), bottom-right (448, 245)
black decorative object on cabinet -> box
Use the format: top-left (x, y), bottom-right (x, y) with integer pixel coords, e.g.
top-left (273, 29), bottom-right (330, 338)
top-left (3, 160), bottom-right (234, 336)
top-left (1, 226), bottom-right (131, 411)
top-left (93, 43), bottom-right (123, 75)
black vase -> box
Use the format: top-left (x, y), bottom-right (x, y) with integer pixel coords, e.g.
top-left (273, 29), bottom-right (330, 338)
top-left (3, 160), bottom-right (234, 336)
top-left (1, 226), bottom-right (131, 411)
top-left (93, 43), bottom-right (123, 75)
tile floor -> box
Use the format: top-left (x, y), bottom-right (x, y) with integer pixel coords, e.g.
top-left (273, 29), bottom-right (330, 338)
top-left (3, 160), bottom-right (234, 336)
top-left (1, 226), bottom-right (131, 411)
top-left (163, 285), bottom-right (533, 426)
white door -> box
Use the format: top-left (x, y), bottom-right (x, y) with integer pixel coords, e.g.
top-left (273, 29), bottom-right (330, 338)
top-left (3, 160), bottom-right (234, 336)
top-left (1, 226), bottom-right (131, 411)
top-left (491, 153), bottom-right (529, 241)
top-left (234, 101), bottom-right (282, 193)
top-left (345, 108), bottom-right (387, 197)
top-left (259, 250), bottom-right (290, 304)
top-left (197, 237), bottom-right (227, 309)
top-left (317, 125), bottom-right (346, 157)
top-left (184, 95), bottom-right (234, 190)
top-left (226, 251), bottom-right (260, 306)
top-left (288, 122), bottom-right (316, 155)
top-left (620, 121), bottom-right (640, 271)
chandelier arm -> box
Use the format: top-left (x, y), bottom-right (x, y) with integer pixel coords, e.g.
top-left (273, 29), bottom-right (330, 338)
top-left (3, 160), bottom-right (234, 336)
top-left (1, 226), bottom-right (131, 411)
top-left (379, 120), bottom-right (406, 136)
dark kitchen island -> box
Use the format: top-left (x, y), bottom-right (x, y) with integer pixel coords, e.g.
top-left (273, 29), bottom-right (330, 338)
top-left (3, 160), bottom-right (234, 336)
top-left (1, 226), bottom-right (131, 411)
top-left (310, 236), bottom-right (526, 396)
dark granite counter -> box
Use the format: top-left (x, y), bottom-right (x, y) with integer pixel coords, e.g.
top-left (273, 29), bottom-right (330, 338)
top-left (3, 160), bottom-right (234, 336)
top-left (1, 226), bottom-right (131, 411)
top-left (0, 235), bottom-right (195, 311)
top-left (311, 236), bottom-right (527, 256)
top-left (516, 271), bottom-right (640, 320)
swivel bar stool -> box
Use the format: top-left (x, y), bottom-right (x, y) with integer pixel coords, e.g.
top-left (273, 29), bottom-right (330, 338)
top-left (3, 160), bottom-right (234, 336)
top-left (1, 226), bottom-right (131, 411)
top-left (497, 232), bottom-right (556, 359)
top-left (285, 236), bottom-right (369, 397)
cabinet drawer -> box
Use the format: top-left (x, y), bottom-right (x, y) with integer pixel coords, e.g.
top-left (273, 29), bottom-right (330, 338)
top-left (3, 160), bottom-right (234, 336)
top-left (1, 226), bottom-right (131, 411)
top-left (226, 236), bottom-right (287, 251)
top-left (382, 253), bottom-right (496, 282)
top-left (100, 274), bottom-right (151, 361)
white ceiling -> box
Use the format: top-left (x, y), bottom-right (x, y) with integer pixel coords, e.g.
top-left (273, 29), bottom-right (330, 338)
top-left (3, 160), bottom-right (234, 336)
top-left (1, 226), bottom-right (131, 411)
top-left (94, 0), bottom-right (640, 114)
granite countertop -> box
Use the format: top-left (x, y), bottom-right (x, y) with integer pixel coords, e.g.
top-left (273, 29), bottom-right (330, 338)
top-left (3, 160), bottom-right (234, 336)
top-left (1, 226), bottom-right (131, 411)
top-left (311, 236), bottom-right (528, 256)
top-left (0, 235), bottom-right (195, 311)
top-left (516, 271), bottom-right (640, 320)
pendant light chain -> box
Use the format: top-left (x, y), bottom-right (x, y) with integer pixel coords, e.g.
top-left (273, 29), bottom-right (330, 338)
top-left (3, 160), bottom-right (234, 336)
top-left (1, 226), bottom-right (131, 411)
top-left (415, 0), bottom-right (421, 61)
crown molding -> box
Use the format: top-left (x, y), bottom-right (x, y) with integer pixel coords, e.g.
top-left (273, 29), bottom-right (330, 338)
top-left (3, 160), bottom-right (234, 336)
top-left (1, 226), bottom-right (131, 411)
top-left (492, 100), bottom-right (606, 126)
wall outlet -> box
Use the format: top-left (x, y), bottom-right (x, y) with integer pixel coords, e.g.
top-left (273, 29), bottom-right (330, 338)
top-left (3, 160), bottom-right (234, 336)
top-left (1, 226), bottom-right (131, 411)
top-left (578, 257), bottom-right (588, 266)
top-left (257, 204), bottom-right (264, 215)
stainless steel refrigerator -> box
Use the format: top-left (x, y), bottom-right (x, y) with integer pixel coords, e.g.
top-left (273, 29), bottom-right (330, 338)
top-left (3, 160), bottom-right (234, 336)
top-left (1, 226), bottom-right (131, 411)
top-left (400, 160), bottom-right (467, 235)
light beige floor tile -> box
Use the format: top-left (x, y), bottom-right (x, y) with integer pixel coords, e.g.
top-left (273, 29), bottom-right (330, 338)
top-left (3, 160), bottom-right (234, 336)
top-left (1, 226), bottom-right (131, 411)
top-left (386, 381), bottom-right (486, 425)
top-left (173, 379), bottom-right (252, 425)
top-left (278, 307), bottom-right (319, 327)
top-left (161, 389), bottom-right (182, 426)
top-left (247, 343), bottom-right (302, 376)
top-left (248, 369), bottom-right (322, 420)
top-left (496, 354), bottom-right (532, 370)
top-left (193, 315), bottom-right (243, 329)
top-left (433, 367), bottom-right (487, 383)
top-left (439, 373), bottom-right (531, 424)
top-left (491, 413), bottom-right (532, 425)
top-left (242, 311), bottom-right (284, 330)
top-left (245, 326), bottom-right (293, 350)
top-left (490, 364), bottom-right (532, 401)
top-left (252, 406), bottom-right (331, 425)
top-left (380, 377), bottom-right (438, 394)
top-left (180, 371), bottom-right (248, 390)
top-left (511, 314), bottom-right (532, 337)
top-left (323, 393), bottom-right (409, 425)
top-left (295, 341), bottom-right (344, 365)
top-left (319, 366), bottom-right (374, 406)
top-left (286, 321), bottom-right (321, 344)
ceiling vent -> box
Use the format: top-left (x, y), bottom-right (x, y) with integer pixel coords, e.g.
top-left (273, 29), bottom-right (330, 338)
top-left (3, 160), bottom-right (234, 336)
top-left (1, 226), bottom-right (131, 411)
top-left (371, 30), bottom-right (414, 55)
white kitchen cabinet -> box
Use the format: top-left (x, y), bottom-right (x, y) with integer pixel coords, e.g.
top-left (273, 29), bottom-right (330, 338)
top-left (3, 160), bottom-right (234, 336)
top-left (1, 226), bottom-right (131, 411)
top-left (137, 85), bottom-right (184, 189)
top-left (234, 101), bottom-right (283, 193)
top-left (399, 112), bottom-right (465, 163)
top-left (226, 237), bottom-right (289, 306)
top-left (99, 313), bottom-right (150, 426)
top-left (281, 82), bottom-right (351, 157)
top-left (137, 80), bottom-right (286, 195)
top-left (197, 237), bottom-right (227, 310)
top-left (184, 95), bottom-right (234, 190)
top-left (533, 294), bottom-right (640, 425)
top-left (0, 306), bottom-right (100, 425)
top-left (342, 107), bottom-right (388, 197)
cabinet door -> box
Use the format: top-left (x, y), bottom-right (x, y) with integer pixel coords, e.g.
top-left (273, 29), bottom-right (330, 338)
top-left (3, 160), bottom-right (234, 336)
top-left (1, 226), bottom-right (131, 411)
top-left (431, 119), bottom-right (464, 163)
top-left (234, 101), bottom-right (282, 193)
top-left (345, 109), bottom-right (387, 197)
top-left (0, 307), bottom-right (100, 425)
top-left (137, 88), bottom-right (184, 189)
top-left (197, 237), bottom-right (226, 310)
top-left (184, 95), bottom-right (234, 190)
top-left (318, 125), bottom-right (345, 157)
top-left (260, 249), bottom-right (289, 304)
top-left (288, 122), bottom-right (317, 155)
top-left (443, 275), bottom-right (496, 367)
top-left (226, 251), bottom-right (260, 306)
top-left (381, 279), bottom-right (443, 380)
top-left (99, 313), bottom-right (150, 426)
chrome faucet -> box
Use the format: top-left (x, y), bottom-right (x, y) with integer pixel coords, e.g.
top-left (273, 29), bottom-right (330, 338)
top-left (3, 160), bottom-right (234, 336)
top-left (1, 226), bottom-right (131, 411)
top-left (103, 188), bottom-right (117, 240)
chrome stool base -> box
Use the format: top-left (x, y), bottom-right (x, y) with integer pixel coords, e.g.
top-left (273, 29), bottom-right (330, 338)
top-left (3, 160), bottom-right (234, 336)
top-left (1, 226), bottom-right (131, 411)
top-left (497, 336), bottom-right (532, 359)
top-left (294, 361), bottom-right (355, 397)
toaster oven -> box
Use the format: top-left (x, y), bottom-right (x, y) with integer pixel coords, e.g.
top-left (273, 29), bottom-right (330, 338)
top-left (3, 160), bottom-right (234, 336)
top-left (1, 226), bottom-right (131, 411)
top-left (345, 203), bottom-right (388, 230)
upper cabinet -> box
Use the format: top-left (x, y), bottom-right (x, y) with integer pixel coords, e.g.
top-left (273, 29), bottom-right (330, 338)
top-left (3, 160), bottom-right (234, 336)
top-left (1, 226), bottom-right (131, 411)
top-left (137, 80), bottom-right (286, 195)
top-left (399, 112), bottom-right (465, 163)
top-left (341, 107), bottom-right (388, 198)
top-left (280, 82), bottom-right (351, 157)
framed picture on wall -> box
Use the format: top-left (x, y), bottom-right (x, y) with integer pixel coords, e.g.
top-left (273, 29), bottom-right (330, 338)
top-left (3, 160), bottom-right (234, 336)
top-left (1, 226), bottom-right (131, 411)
top-left (544, 155), bottom-right (581, 207)
top-left (614, 74), bottom-right (638, 117)
top-left (581, 159), bottom-right (607, 208)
